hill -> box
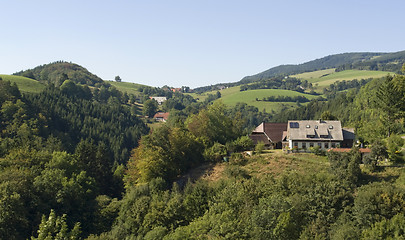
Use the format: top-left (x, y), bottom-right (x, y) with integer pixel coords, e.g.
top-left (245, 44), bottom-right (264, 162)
top-left (14, 61), bottom-right (106, 87)
top-left (239, 52), bottom-right (394, 84)
top-left (0, 74), bottom-right (45, 93)
top-left (194, 50), bottom-right (405, 93)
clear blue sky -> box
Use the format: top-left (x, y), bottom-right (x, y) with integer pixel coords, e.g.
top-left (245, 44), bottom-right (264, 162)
top-left (1, 0), bottom-right (404, 88)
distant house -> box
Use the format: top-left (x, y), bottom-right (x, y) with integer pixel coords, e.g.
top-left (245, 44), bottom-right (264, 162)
top-left (150, 96), bottom-right (167, 105)
top-left (153, 112), bottom-right (170, 122)
top-left (283, 120), bottom-right (355, 150)
top-left (171, 88), bottom-right (182, 93)
top-left (249, 122), bottom-right (288, 149)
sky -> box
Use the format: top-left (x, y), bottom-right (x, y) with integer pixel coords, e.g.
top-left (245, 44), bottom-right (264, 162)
top-left (1, 0), bottom-right (405, 88)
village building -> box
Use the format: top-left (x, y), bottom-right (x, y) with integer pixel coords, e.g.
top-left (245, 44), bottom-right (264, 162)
top-left (283, 120), bottom-right (355, 150)
top-left (150, 96), bottom-right (167, 105)
top-left (153, 112), bottom-right (170, 122)
top-left (249, 122), bottom-right (288, 149)
top-left (250, 120), bottom-right (355, 150)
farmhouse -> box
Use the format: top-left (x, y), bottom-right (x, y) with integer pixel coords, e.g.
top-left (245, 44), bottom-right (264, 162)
top-left (150, 96), bottom-right (167, 105)
top-left (153, 112), bottom-right (170, 122)
top-left (249, 122), bottom-right (288, 149)
top-left (282, 120), bottom-right (355, 150)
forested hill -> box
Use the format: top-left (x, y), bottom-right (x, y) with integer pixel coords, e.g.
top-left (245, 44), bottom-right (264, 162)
top-left (13, 61), bottom-right (106, 87)
top-left (241, 52), bottom-right (383, 83)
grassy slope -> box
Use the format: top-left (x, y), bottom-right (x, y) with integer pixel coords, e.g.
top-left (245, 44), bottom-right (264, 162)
top-left (190, 86), bottom-right (320, 113)
top-left (200, 150), bottom-right (404, 184)
top-left (292, 69), bottom-right (394, 87)
top-left (107, 80), bottom-right (147, 95)
top-left (0, 74), bottom-right (45, 93)
top-left (221, 88), bottom-right (318, 112)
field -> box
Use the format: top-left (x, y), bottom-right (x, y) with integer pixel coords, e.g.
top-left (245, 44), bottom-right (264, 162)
top-left (292, 69), bottom-right (394, 87)
top-left (0, 74), bottom-right (45, 93)
top-left (107, 80), bottom-right (147, 95)
top-left (190, 86), bottom-right (321, 113)
top-left (221, 88), bottom-right (319, 112)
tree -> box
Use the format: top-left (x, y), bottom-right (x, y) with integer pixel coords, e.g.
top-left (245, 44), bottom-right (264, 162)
top-left (186, 101), bottom-right (239, 146)
top-left (115, 76), bottom-right (122, 82)
top-left (143, 99), bottom-right (158, 118)
top-left (375, 76), bottom-right (402, 137)
top-left (31, 209), bottom-right (81, 240)
top-left (321, 110), bottom-right (337, 120)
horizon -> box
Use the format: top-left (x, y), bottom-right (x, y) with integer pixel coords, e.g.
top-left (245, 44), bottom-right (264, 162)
top-left (1, 0), bottom-right (405, 88)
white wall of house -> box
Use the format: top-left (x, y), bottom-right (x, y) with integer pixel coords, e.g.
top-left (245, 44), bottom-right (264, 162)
top-left (289, 141), bottom-right (340, 149)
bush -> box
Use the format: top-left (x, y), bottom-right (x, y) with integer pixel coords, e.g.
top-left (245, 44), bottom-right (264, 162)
top-left (255, 141), bottom-right (265, 154)
top-left (228, 136), bottom-right (254, 153)
top-left (203, 142), bottom-right (227, 162)
top-left (229, 152), bottom-right (247, 166)
top-left (224, 165), bottom-right (250, 179)
top-left (309, 146), bottom-right (326, 156)
top-left (387, 134), bottom-right (404, 163)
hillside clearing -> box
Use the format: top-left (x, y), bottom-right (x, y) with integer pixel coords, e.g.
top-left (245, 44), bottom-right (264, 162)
top-left (107, 80), bottom-right (147, 95)
top-left (0, 74), bottom-right (45, 93)
top-left (293, 69), bottom-right (394, 87)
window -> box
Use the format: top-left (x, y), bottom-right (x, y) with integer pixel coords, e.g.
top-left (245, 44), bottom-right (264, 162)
top-left (294, 142), bottom-right (298, 147)
top-left (290, 122), bottom-right (299, 128)
top-left (318, 143), bottom-right (322, 147)
top-left (331, 143), bottom-right (336, 148)
top-left (310, 142), bottom-right (314, 147)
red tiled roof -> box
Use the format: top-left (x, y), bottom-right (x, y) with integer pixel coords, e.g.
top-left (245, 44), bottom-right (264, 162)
top-left (153, 112), bottom-right (170, 120)
top-left (328, 148), bottom-right (371, 153)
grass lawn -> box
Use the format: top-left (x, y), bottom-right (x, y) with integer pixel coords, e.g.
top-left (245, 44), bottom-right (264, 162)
top-left (0, 74), bottom-right (46, 93)
top-left (107, 80), bottom-right (147, 95)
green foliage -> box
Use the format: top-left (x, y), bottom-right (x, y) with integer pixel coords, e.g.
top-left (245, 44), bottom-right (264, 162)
top-left (255, 141), bottom-right (265, 154)
top-left (321, 110), bottom-right (337, 120)
top-left (143, 99), bottom-right (158, 118)
top-left (31, 209), bottom-right (81, 240)
top-left (387, 134), bottom-right (404, 163)
top-left (126, 126), bottom-right (204, 185)
top-left (14, 61), bottom-right (106, 87)
top-left (327, 149), bottom-right (362, 185)
top-left (353, 182), bottom-right (405, 229)
top-left (186, 101), bottom-right (239, 146)
top-left (361, 213), bottom-right (405, 240)
top-left (203, 142), bottom-right (227, 161)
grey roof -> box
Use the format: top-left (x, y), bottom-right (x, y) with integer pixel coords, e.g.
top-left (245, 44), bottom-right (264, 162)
top-left (287, 120), bottom-right (344, 141)
top-left (342, 128), bottom-right (355, 140)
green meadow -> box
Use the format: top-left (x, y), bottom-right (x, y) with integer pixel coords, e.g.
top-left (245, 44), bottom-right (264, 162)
top-left (0, 74), bottom-right (45, 93)
top-left (107, 80), bottom-right (147, 95)
top-left (292, 69), bottom-right (394, 87)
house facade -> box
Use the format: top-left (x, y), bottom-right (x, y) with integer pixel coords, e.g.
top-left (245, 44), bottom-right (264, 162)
top-left (283, 120), bottom-right (354, 150)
